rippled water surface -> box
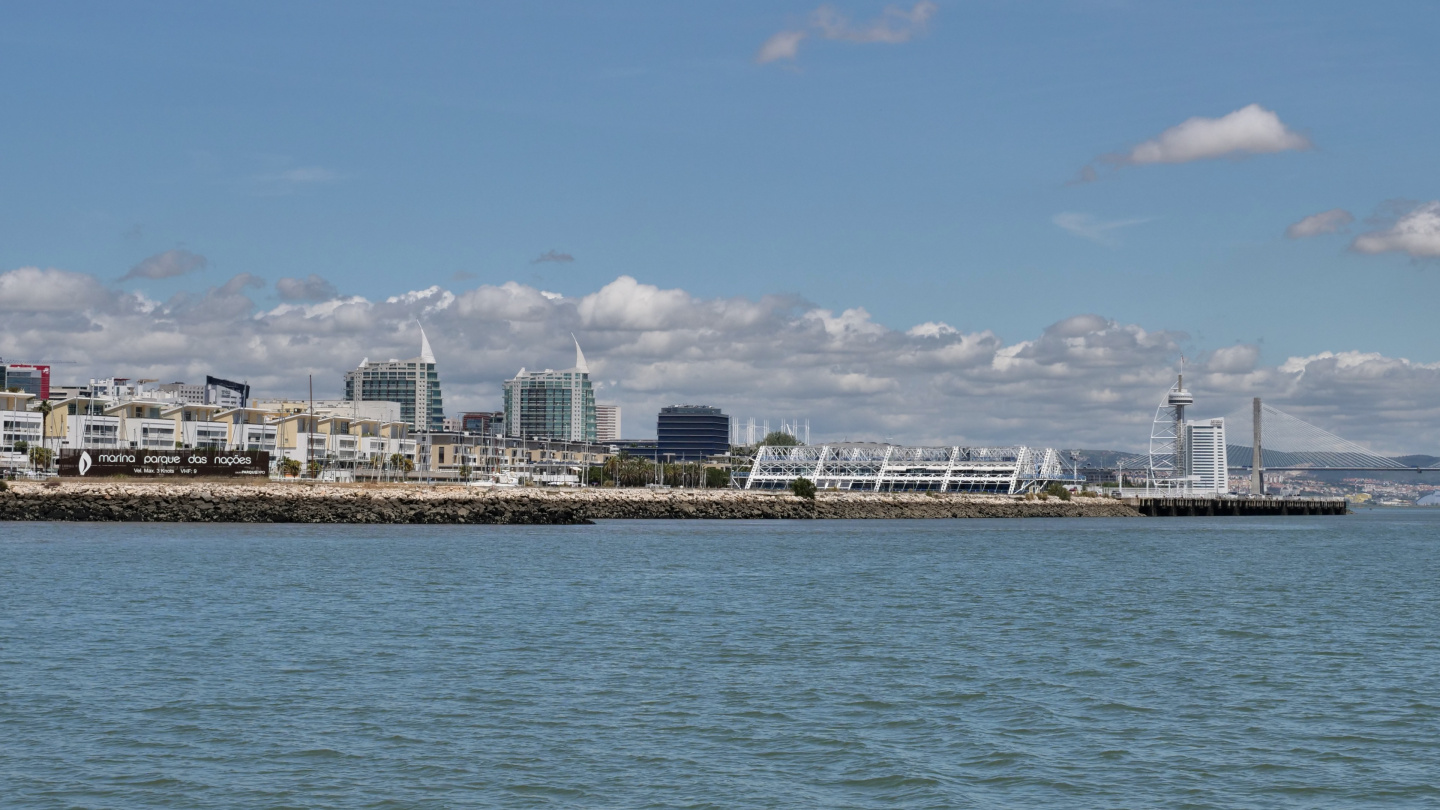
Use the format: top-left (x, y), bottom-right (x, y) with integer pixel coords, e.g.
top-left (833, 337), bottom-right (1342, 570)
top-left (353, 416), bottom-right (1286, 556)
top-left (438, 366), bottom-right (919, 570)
top-left (3, 511), bottom-right (1438, 808)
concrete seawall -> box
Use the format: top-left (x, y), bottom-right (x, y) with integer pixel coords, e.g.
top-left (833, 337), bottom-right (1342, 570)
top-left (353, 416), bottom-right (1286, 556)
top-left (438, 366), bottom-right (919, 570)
top-left (0, 482), bottom-right (1141, 523)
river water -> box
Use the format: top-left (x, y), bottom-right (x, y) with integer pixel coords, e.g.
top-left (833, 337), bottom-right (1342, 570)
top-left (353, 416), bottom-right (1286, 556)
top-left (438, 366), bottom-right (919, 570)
top-left (2, 511), bottom-right (1437, 808)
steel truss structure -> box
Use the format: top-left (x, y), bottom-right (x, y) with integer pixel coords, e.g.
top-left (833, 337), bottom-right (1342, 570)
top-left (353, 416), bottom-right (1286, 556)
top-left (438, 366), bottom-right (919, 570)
top-left (744, 443), bottom-right (1069, 494)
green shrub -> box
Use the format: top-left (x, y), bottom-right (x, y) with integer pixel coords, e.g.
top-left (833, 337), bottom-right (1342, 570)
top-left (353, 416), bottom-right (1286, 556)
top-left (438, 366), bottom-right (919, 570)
top-left (790, 477), bottom-right (817, 500)
top-left (1042, 482), bottom-right (1072, 501)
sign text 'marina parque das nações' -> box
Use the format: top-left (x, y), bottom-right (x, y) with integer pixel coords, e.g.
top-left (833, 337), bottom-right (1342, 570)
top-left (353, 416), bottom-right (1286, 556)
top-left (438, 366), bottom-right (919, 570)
top-left (58, 449), bottom-right (271, 478)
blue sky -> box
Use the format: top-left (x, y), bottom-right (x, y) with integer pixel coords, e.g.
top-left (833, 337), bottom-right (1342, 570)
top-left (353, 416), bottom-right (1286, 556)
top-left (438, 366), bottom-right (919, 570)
top-left (2, 1), bottom-right (1438, 448)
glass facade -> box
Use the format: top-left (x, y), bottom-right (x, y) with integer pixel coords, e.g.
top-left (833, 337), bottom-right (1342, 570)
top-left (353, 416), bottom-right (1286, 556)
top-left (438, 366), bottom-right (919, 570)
top-left (503, 369), bottom-right (596, 442)
top-left (344, 360), bottom-right (444, 432)
top-left (657, 405), bottom-right (730, 460)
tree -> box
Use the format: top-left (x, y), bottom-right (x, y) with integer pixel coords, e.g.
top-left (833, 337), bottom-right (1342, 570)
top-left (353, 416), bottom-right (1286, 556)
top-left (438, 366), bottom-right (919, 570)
top-left (12, 440), bottom-right (28, 455)
top-left (1042, 481), bottom-right (1072, 501)
top-left (388, 453), bottom-right (415, 473)
top-left (306, 460), bottom-right (322, 478)
top-left (457, 464), bottom-right (472, 481)
top-left (280, 457), bottom-right (302, 477)
top-left (759, 431), bottom-right (801, 447)
top-left (29, 445), bottom-right (55, 469)
top-left (790, 476), bottom-right (816, 500)
top-left (705, 467), bottom-right (731, 488)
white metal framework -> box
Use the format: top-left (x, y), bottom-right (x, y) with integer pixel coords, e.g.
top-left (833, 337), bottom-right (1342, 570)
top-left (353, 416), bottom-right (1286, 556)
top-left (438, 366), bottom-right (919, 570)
top-left (745, 443), bottom-right (1069, 494)
top-left (1148, 376), bottom-right (1193, 490)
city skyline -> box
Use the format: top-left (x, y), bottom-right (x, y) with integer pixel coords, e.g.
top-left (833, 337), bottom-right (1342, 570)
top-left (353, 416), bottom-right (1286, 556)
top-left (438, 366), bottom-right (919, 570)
top-left (1, 2), bottom-right (1438, 453)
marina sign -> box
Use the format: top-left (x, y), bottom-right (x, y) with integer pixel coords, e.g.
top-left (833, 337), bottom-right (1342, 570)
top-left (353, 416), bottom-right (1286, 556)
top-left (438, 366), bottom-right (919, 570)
top-left (58, 449), bottom-right (270, 478)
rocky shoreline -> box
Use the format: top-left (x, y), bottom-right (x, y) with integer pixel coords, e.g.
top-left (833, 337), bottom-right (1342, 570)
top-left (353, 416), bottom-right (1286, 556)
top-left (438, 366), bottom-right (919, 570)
top-left (0, 481), bottom-right (1142, 523)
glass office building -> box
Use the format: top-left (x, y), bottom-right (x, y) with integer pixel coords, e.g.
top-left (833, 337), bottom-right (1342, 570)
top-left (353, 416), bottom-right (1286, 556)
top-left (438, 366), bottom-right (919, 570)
top-left (503, 339), bottom-right (596, 443)
top-left (657, 405), bottom-right (730, 460)
top-left (343, 327), bottom-right (445, 432)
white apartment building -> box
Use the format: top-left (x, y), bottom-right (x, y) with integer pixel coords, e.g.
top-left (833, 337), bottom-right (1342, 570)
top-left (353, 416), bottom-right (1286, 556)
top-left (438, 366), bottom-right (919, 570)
top-left (595, 405), bottom-right (621, 443)
top-left (1186, 418), bottom-right (1229, 495)
top-left (1, 391), bottom-right (43, 470)
top-left (49, 397), bottom-right (122, 452)
top-left (216, 407), bottom-right (279, 452)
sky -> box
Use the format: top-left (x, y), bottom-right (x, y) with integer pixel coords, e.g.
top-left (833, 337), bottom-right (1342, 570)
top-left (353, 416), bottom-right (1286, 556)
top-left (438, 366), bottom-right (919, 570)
top-left (2, 1), bottom-right (1438, 452)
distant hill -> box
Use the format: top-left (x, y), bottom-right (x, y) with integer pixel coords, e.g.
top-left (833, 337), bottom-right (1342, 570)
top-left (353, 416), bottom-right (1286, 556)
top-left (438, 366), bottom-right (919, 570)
top-left (1067, 450), bottom-right (1440, 470)
top-left (1065, 449), bottom-right (1147, 469)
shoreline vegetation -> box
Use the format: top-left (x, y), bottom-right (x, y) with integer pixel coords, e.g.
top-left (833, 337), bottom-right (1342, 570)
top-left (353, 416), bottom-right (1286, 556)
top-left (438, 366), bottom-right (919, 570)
top-left (0, 481), bottom-right (1141, 524)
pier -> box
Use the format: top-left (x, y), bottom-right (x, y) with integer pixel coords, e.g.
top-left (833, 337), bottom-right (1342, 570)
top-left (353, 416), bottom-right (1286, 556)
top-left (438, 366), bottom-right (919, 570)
top-left (1128, 496), bottom-right (1347, 517)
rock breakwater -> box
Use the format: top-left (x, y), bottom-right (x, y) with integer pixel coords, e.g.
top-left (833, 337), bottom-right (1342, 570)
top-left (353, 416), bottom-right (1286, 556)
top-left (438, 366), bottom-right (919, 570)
top-left (0, 482), bottom-right (1140, 523)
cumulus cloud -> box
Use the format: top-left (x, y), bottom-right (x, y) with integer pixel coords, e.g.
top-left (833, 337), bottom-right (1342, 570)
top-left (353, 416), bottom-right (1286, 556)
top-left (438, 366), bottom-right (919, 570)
top-left (1076, 104), bottom-right (1310, 181)
top-left (120, 249), bottom-right (208, 281)
top-left (757, 2), bottom-right (936, 64)
top-left (3, 267), bottom-right (1438, 454)
top-left (532, 250), bottom-right (575, 264)
top-left (275, 274), bottom-right (339, 301)
top-left (1351, 201), bottom-right (1440, 259)
top-left (1052, 212), bottom-right (1153, 246)
top-left (0, 267), bottom-right (111, 312)
top-left (1285, 209), bottom-right (1355, 239)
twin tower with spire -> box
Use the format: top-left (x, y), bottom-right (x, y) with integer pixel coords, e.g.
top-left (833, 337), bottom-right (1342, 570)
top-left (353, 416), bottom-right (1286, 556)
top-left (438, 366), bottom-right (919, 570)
top-left (346, 325), bottom-right (596, 441)
top-left (501, 334), bottom-right (596, 443)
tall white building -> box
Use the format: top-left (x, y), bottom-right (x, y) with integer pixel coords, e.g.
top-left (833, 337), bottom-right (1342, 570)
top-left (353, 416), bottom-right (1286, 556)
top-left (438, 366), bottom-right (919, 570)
top-left (595, 405), bottom-right (621, 443)
top-left (1185, 418), bottom-right (1228, 495)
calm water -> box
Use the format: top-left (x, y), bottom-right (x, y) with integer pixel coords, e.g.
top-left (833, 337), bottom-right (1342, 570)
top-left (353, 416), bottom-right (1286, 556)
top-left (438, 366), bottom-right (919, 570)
top-left (2, 512), bottom-right (1438, 808)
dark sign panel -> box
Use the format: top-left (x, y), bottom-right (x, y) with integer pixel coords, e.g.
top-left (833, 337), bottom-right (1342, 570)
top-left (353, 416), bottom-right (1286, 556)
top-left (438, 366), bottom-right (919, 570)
top-left (58, 449), bottom-right (270, 478)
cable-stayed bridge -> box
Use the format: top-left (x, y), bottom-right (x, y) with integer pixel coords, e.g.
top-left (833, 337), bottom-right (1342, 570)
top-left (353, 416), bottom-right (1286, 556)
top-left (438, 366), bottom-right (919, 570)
top-left (1223, 401), bottom-right (1440, 473)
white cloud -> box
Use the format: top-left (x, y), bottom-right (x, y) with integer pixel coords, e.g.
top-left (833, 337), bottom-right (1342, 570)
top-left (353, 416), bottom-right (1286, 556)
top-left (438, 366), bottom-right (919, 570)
top-left (1077, 104), bottom-right (1310, 180)
top-left (275, 274), bottom-right (338, 301)
top-left (906, 321), bottom-right (957, 338)
top-left (1351, 201), bottom-right (1440, 259)
top-left (757, 2), bottom-right (937, 64)
top-left (1052, 212), bottom-right (1153, 246)
top-left (121, 249), bottom-right (208, 281)
top-left (4, 267), bottom-right (1440, 454)
top-left (0, 267), bottom-right (111, 312)
top-left (1285, 208), bottom-right (1355, 239)
top-left (756, 30), bottom-right (807, 63)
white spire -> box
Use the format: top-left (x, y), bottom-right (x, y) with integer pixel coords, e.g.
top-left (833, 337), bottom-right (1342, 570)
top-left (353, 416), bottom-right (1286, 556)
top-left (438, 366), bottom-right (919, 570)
top-left (418, 321), bottom-right (436, 363)
top-left (572, 334), bottom-right (589, 374)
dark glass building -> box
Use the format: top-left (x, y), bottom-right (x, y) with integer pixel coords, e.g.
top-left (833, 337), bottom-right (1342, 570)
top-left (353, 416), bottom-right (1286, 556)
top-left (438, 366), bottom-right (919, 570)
top-left (657, 405), bottom-right (730, 461)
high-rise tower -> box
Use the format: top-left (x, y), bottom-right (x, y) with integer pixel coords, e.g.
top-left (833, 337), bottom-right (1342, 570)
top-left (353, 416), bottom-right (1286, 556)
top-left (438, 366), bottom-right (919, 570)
top-left (502, 337), bottom-right (596, 442)
top-left (344, 325), bottom-right (445, 432)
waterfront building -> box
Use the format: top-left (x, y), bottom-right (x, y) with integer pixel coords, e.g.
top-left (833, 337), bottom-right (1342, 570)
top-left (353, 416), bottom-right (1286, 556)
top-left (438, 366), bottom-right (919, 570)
top-left (595, 405), bottom-right (621, 443)
top-left (44, 397), bottom-right (121, 452)
top-left (460, 411), bottom-right (504, 436)
top-left (155, 377), bottom-right (249, 408)
top-left (657, 405), bottom-right (729, 461)
top-left (502, 339), bottom-right (596, 443)
top-left (1185, 418), bottom-right (1229, 495)
top-left (343, 327), bottom-right (445, 432)
top-left (1, 363), bottom-right (50, 399)
top-left (216, 407), bottom-right (278, 452)
top-left (1, 390), bottom-right (43, 470)
top-left (745, 443), bottom-right (1070, 494)
top-left (108, 401), bottom-right (178, 450)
